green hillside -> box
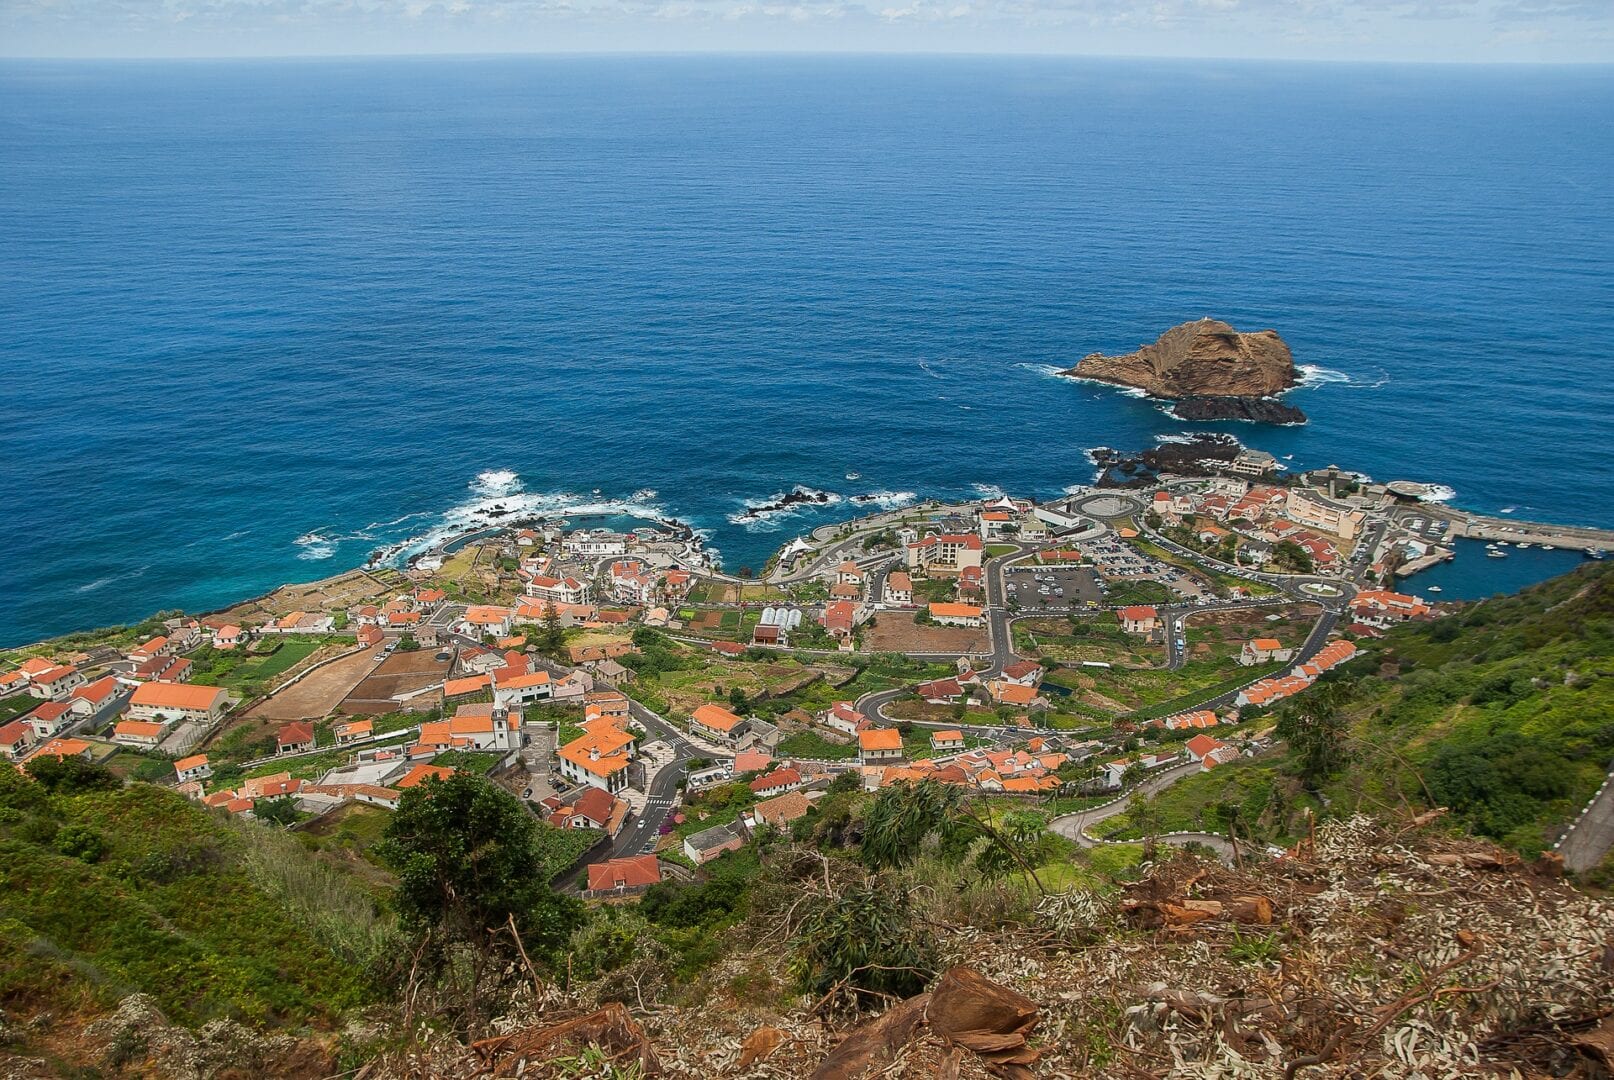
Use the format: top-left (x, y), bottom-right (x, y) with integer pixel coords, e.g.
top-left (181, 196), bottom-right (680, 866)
top-left (0, 761), bottom-right (389, 1029)
top-left (1098, 562), bottom-right (1614, 859)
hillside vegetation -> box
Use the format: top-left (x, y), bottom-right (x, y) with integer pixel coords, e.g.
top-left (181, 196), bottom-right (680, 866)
top-left (0, 761), bottom-right (390, 1031)
top-left (1101, 562), bottom-right (1614, 859)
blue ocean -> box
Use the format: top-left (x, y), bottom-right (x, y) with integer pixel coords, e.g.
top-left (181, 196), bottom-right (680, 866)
top-left (3, 56), bottom-right (1612, 645)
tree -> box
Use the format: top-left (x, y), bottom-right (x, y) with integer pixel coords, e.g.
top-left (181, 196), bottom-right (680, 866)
top-left (1275, 686), bottom-right (1350, 788)
top-left (728, 687), bottom-right (749, 713)
top-left (253, 794), bottom-right (301, 826)
top-left (25, 756), bottom-right (120, 794)
top-left (540, 606), bottom-right (565, 654)
top-left (377, 773), bottom-right (584, 959)
top-left (861, 780), bottom-right (1045, 892)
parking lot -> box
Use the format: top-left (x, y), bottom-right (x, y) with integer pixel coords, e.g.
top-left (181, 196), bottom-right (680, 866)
top-left (1004, 565), bottom-right (1104, 608)
top-left (1071, 539), bottom-right (1210, 600)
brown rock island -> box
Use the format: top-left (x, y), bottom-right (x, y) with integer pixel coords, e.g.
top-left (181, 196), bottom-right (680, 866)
top-left (1063, 317), bottom-right (1307, 424)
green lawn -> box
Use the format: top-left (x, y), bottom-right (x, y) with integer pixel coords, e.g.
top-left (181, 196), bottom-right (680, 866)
top-left (985, 544), bottom-right (1019, 559)
top-left (433, 750), bottom-right (504, 775)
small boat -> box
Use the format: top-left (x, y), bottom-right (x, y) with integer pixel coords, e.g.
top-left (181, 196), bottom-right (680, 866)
top-left (1427, 585), bottom-right (1443, 593)
top-left (1488, 548), bottom-right (1508, 559)
top-left (1516, 542), bottom-right (1533, 549)
top-left (845, 472), bottom-right (861, 481)
top-left (1589, 549), bottom-right (1606, 560)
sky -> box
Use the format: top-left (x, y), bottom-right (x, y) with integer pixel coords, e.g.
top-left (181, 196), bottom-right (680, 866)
top-left (2, 0), bottom-right (1612, 63)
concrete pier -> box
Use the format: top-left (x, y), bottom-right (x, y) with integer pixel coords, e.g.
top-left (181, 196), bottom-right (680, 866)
top-left (1424, 508), bottom-right (1614, 553)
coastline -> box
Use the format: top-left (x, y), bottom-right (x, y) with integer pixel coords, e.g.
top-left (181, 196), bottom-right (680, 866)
top-left (7, 461), bottom-right (1613, 653)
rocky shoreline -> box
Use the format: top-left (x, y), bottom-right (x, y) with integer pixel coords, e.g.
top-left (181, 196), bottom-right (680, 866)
top-left (1090, 434), bottom-right (1244, 487)
top-left (1064, 319), bottom-right (1308, 425)
top-left (1170, 396), bottom-right (1307, 425)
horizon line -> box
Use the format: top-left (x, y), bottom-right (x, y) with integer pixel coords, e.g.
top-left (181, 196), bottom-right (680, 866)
top-left (3, 48), bottom-right (1613, 67)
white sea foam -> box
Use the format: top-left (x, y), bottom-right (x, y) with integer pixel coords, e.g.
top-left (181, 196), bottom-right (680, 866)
top-left (971, 483), bottom-right (1006, 499)
top-left (371, 472), bottom-right (677, 565)
top-left (727, 486), bottom-right (844, 529)
top-left (76, 575), bottom-right (118, 594)
top-left (1061, 372), bottom-right (1154, 399)
top-left (297, 543), bottom-right (337, 561)
top-left (1014, 362), bottom-right (1067, 379)
top-left (1417, 484), bottom-right (1458, 504)
top-left (1499, 506), bottom-right (1517, 514)
top-left (917, 359), bottom-right (946, 381)
top-left (1295, 364), bottom-right (1353, 387)
top-left (850, 490), bottom-right (918, 509)
top-left (471, 469), bottom-right (523, 497)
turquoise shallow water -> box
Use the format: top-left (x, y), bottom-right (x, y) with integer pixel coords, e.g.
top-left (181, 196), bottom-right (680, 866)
top-left (2, 56), bottom-right (1612, 645)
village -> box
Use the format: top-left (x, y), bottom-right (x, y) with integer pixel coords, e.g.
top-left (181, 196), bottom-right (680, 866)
top-left (3, 453), bottom-right (1582, 896)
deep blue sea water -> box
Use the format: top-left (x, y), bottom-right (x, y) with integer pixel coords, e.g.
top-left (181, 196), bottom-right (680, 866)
top-left (3, 56), bottom-right (1613, 646)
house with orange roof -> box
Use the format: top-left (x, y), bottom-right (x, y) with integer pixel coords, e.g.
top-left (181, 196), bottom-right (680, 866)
top-left (567, 640), bottom-right (635, 665)
top-left (1240, 638), bottom-right (1293, 666)
top-left (821, 600), bottom-right (860, 647)
top-left (883, 571), bottom-right (914, 606)
top-left (416, 704), bottom-right (516, 753)
top-left (129, 636), bottom-right (171, 662)
top-left (928, 602), bottom-right (983, 628)
top-left (493, 667), bottom-right (552, 707)
top-left (746, 789), bottom-right (815, 831)
top-left (26, 700), bottom-right (75, 740)
top-left (128, 681), bottom-right (227, 724)
top-left (27, 664), bottom-right (86, 700)
top-left (1118, 606), bottom-right (1159, 635)
top-left (356, 625), bottom-right (384, 648)
top-left (459, 605), bottom-right (515, 638)
top-left (174, 754), bottom-right (212, 783)
top-left (557, 723), bottom-right (637, 794)
top-left (112, 720), bottom-right (166, 749)
top-left (988, 680), bottom-right (1044, 708)
top-left (213, 624), bottom-right (244, 649)
top-left (443, 673), bottom-right (491, 700)
top-left (818, 701), bottom-right (868, 736)
top-left (585, 854), bottom-right (664, 897)
top-left (550, 786), bottom-right (630, 836)
top-left (748, 767), bottom-right (803, 798)
top-left (858, 727), bottom-right (905, 766)
top-left (334, 718), bottom-right (373, 745)
top-left (906, 532), bottom-right (984, 575)
top-left (690, 703), bottom-right (747, 745)
top-left (929, 729), bottom-right (966, 752)
top-left (526, 574), bottom-right (593, 606)
top-left (396, 763), bottom-right (456, 789)
top-left (1153, 710), bottom-right (1219, 732)
top-left (0, 720), bottom-right (35, 761)
top-left (31, 736), bottom-right (92, 762)
top-left (914, 677), bottom-right (966, 704)
top-left (277, 721), bottom-right (316, 755)
top-left (1184, 733), bottom-right (1228, 763)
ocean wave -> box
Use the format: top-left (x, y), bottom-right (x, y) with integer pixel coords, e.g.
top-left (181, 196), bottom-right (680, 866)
top-left (297, 543), bottom-right (337, 561)
top-left (1417, 484), bottom-right (1457, 504)
top-left (75, 575), bottom-right (119, 594)
top-left (849, 490), bottom-right (918, 509)
top-left (727, 486), bottom-right (843, 528)
top-left (1499, 506), bottom-right (1517, 514)
top-left (917, 359), bottom-right (946, 381)
top-left (366, 472), bottom-right (676, 566)
top-left (1062, 483), bottom-right (1090, 496)
top-left (1060, 373), bottom-right (1154, 399)
top-left (470, 469), bottom-right (523, 497)
top-left (971, 483), bottom-right (1006, 499)
top-left (1014, 362), bottom-right (1067, 379)
top-left (1295, 364), bottom-right (1352, 387)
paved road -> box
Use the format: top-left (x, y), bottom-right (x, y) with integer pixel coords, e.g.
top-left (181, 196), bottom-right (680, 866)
top-left (1050, 761), bottom-right (1241, 862)
top-left (1555, 764), bottom-right (1614, 873)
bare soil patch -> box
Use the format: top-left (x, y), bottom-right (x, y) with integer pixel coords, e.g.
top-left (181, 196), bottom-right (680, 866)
top-left (247, 644), bottom-right (383, 720)
top-left (339, 651), bottom-right (451, 715)
top-left (862, 611), bottom-right (988, 655)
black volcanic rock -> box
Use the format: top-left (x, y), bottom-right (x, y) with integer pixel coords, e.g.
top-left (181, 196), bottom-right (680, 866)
top-left (1171, 396), bottom-right (1308, 425)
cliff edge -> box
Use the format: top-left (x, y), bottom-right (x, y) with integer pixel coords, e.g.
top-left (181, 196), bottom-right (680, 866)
top-left (1065, 318), bottom-right (1298, 400)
